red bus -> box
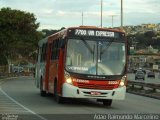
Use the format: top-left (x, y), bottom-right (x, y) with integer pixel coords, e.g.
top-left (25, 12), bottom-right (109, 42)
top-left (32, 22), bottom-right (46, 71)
top-left (35, 26), bottom-right (127, 106)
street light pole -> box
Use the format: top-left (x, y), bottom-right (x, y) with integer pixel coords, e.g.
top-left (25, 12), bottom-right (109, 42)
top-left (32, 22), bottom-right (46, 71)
top-left (109, 15), bottom-right (117, 28)
top-left (100, 0), bottom-right (123, 28)
top-left (111, 15), bottom-right (116, 28)
top-left (82, 12), bottom-right (84, 26)
top-left (101, 0), bottom-right (103, 28)
top-left (112, 15), bottom-right (114, 28)
top-left (121, 0), bottom-right (123, 29)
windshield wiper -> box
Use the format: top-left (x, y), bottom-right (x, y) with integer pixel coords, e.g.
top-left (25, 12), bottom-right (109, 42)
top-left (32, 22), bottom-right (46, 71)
top-left (82, 40), bottom-right (94, 54)
top-left (82, 40), bottom-right (95, 62)
top-left (100, 39), bottom-right (114, 55)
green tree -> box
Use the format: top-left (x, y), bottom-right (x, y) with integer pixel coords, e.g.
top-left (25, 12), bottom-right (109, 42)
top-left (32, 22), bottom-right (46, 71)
top-left (0, 7), bottom-right (42, 72)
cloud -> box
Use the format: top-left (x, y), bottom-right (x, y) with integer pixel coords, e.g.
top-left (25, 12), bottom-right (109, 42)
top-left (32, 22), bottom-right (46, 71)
top-left (1, 0), bottom-right (160, 29)
top-left (124, 0), bottom-right (160, 14)
top-left (53, 0), bottom-right (99, 12)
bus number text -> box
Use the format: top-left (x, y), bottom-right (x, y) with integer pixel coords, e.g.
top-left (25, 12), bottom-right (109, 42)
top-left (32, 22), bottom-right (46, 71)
top-left (75, 29), bottom-right (87, 36)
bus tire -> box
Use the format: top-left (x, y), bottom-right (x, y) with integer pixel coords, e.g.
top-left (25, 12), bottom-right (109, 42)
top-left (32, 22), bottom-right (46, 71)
top-left (103, 99), bottom-right (112, 106)
top-left (54, 80), bottom-right (63, 103)
top-left (40, 78), bottom-right (46, 97)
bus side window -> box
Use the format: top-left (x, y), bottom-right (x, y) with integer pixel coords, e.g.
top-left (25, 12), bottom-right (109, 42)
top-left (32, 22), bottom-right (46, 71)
top-left (41, 43), bottom-right (47, 62)
top-left (51, 40), bottom-right (59, 60)
top-left (51, 41), bottom-right (56, 60)
top-left (44, 43), bottom-right (47, 61)
top-left (55, 39), bottom-right (60, 59)
top-left (59, 39), bottom-right (65, 49)
top-left (51, 42), bottom-right (55, 60)
top-left (40, 47), bottom-right (42, 62)
top-left (51, 39), bottom-right (62, 60)
top-left (40, 45), bottom-right (44, 62)
top-left (37, 47), bottom-right (41, 62)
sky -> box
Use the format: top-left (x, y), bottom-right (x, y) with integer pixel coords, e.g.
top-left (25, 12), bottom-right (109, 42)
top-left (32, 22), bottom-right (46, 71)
top-left (1, 0), bottom-right (160, 30)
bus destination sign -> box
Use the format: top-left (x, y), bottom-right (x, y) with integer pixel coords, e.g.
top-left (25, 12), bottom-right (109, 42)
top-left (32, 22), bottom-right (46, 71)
top-left (74, 29), bottom-right (117, 38)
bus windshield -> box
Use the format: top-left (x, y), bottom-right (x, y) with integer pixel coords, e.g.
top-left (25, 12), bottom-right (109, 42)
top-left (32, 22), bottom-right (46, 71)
top-left (65, 38), bottom-right (126, 76)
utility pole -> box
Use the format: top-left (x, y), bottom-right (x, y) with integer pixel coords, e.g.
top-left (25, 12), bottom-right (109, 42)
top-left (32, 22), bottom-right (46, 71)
top-left (101, 0), bottom-right (103, 28)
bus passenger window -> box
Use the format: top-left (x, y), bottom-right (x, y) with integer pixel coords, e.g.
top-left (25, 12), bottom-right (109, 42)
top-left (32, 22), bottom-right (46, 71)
top-left (43, 44), bottom-right (47, 61)
top-left (51, 40), bottom-right (60, 60)
top-left (40, 47), bottom-right (43, 62)
top-left (40, 44), bottom-right (47, 62)
top-left (55, 40), bottom-right (59, 59)
top-left (51, 42), bottom-right (55, 60)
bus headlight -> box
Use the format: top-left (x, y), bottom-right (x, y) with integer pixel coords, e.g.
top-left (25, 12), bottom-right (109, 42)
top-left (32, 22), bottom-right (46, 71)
top-left (119, 75), bottom-right (127, 87)
top-left (65, 71), bottom-right (72, 84)
top-left (66, 78), bottom-right (72, 84)
top-left (120, 81), bottom-right (125, 86)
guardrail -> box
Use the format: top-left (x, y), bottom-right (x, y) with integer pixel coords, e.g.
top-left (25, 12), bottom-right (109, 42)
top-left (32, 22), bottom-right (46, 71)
top-left (127, 80), bottom-right (160, 92)
top-left (127, 80), bottom-right (160, 99)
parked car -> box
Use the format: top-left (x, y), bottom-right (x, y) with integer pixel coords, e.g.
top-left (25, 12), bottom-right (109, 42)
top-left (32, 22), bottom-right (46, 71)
top-left (147, 71), bottom-right (155, 78)
top-left (135, 71), bottom-right (145, 80)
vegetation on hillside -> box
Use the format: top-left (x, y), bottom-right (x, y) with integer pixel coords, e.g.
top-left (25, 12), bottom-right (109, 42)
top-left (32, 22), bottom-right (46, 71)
top-left (127, 31), bottom-right (160, 50)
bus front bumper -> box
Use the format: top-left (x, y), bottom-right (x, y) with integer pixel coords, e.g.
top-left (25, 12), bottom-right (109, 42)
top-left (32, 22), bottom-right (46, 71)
top-left (62, 83), bottom-right (126, 100)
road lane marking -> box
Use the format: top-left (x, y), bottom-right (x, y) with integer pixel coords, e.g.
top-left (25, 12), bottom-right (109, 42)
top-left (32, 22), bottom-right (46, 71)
top-left (0, 88), bottom-right (47, 120)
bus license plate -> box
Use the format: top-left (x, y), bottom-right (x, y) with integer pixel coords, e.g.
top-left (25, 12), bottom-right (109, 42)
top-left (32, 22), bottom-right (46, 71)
top-left (91, 91), bottom-right (101, 95)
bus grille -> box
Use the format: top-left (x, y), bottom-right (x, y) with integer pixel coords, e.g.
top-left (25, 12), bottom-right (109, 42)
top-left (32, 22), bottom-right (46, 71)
top-left (77, 83), bottom-right (118, 90)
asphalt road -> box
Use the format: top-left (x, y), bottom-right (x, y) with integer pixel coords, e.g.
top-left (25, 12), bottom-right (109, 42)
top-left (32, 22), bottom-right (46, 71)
top-left (0, 77), bottom-right (160, 120)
